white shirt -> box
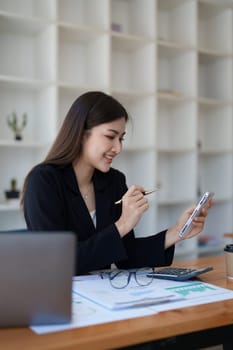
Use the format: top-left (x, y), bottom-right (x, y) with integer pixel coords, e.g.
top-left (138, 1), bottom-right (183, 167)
top-left (89, 210), bottom-right (96, 227)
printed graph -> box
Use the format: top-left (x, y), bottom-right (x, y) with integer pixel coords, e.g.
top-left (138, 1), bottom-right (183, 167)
top-left (165, 282), bottom-right (216, 297)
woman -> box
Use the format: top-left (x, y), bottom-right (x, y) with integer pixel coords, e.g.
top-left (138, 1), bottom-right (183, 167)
top-left (21, 91), bottom-right (212, 275)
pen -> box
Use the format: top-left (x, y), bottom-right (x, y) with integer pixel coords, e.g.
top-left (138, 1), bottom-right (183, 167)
top-left (114, 189), bottom-right (158, 205)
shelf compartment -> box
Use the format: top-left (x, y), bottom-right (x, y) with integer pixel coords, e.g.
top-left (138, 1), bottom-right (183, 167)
top-left (157, 39), bottom-right (195, 51)
top-left (57, 0), bottom-right (108, 30)
top-left (0, 147), bottom-right (47, 203)
top-left (0, 13), bottom-right (50, 33)
top-left (111, 32), bottom-right (153, 49)
top-left (157, 0), bottom-right (196, 46)
top-left (111, 35), bottom-right (155, 92)
top-left (158, 45), bottom-right (196, 98)
top-left (111, 0), bottom-right (155, 38)
top-left (0, 201), bottom-right (20, 211)
top-left (0, 15), bottom-right (56, 81)
top-left (198, 1), bottom-right (233, 53)
top-left (134, 202), bottom-right (157, 238)
top-left (57, 87), bottom-right (95, 129)
top-left (0, 210), bottom-right (26, 230)
top-left (112, 93), bottom-right (156, 150)
top-left (175, 237), bottom-right (198, 259)
top-left (157, 202), bottom-right (187, 232)
top-left (0, 140), bottom-right (49, 148)
top-left (156, 151), bottom-right (197, 203)
top-left (0, 82), bottom-right (57, 143)
top-left (113, 149), bottom-right (156, 191)
top-left (0, 0), bottom-right (55, 20)
top-left (199, 0), bottom-right (233, 7)
top-left (58, 25), bottom-right (109, 88)
top-left (198, 153), bottom-right (233, 200)
top-left (198, 200), bottom-right (233, 254)
top-left (198, 96), bottom-right (232, 106)
top-left (0, 74), bottom-right (53, 88)
top-left (198, 52), bottom-right (232, 101)
top-left (198, 103), bottom-right (233, 152)
top-left (157, 100), bottom-right (197, 151)
top-left (158, 90), bottom-right (195, 103)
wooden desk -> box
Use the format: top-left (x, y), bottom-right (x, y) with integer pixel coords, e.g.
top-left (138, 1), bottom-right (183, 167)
top-left (224, 233), bottom-right (233, 238)
top-left (1, 256), bottom-right (233, 350)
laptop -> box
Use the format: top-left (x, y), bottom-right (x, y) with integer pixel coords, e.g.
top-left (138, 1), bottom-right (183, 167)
top-left (0, 232), bottom-right (76, 327)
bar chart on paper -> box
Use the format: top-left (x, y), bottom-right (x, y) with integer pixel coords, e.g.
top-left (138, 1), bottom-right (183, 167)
top-left (165, 282), bottom-right (216, 297)
top-left (147, 280), bottom-right (233, 314)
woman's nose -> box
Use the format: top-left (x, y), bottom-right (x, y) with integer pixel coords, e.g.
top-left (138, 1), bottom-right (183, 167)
top-left (112, 139), bottom-right (122, 154)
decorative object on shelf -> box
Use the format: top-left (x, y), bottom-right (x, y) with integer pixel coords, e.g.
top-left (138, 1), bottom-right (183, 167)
top-left (6, 111), bottom-right (27, 141)
top-left (5, 178), bottom-right (20, 200)
top-left (111, 22), bottom-right (122, 32)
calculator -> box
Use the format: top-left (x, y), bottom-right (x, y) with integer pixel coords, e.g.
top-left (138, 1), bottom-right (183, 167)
top-left (147, 266), bottom-right (213, 281)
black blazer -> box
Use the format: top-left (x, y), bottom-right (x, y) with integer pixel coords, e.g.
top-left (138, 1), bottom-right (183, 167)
top-left (24, 164), bottom-right (174, 274)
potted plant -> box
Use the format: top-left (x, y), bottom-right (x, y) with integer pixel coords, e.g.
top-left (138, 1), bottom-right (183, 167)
top-left (6, 111), bottom-right (27, 141)
top-left (5, 178), bottom-right (20, 200)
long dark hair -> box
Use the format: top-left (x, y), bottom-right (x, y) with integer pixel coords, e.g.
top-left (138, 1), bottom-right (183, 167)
top-left (21, 91), bottom-right (128, 206)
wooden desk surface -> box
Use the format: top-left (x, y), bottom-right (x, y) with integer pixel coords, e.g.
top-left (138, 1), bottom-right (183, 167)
top-left (1, 255), bottom-right (233, 350)
top-left (224, 233), bottom-right (233, 239)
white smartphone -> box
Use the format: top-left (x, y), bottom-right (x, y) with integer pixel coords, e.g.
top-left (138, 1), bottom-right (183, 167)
top-left (178, 191), bottom-right (214, 239)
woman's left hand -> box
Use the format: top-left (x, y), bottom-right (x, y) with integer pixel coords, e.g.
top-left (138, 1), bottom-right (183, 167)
top-left (165, 198), bottom-right (214, 248)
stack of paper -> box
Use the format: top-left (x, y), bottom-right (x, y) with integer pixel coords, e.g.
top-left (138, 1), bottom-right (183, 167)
top-left (72, 277), bottom-right (181, 310)
top-left (32, 279), bottom-right (233, 334)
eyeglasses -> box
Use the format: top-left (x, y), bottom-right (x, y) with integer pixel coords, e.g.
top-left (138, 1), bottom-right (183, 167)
top-left (100, 268), bottom-right (155, 289)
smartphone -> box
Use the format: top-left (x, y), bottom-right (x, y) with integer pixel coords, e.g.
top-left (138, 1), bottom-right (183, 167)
top-left (178, 191), bottom-right (214, 238)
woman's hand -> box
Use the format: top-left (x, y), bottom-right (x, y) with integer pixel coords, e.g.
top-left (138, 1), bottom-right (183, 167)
top-left (165, 198), bottom-right (214, 249)
top-left (115, 185), bottom-right (149, 237)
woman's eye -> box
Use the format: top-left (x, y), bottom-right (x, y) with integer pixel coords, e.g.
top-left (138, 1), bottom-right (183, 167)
top-left (105, 135), bottom-right (125, 142)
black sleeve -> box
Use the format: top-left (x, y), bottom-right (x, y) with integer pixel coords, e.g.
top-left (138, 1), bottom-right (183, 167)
top-left (117, 231), bottom-right (175, 269)
top-left (24, 167), bottom-right (66, 230)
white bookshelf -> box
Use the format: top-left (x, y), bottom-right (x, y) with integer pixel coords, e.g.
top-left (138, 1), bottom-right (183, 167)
top-left (0, 0), bottom-right (232, 259)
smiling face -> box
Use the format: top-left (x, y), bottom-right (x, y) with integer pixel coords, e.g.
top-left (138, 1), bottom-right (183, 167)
top-left (80, 117), bottom-right (126, 173)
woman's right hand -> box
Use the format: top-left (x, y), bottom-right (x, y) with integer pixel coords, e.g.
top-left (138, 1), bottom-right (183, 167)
top-left (115, 185), bottom-right (149, 237)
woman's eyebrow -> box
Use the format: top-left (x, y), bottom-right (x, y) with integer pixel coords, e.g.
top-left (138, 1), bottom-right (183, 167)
top-left (107, 129), bottom-right (126, 136)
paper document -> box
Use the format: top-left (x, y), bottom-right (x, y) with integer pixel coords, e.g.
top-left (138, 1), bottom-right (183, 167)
top-left (72, 278), bottom-right (181, 310)
top-left (31, 279), bottom-right (233, 335)
top-left (31, 291), bottom-right (156, 334)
